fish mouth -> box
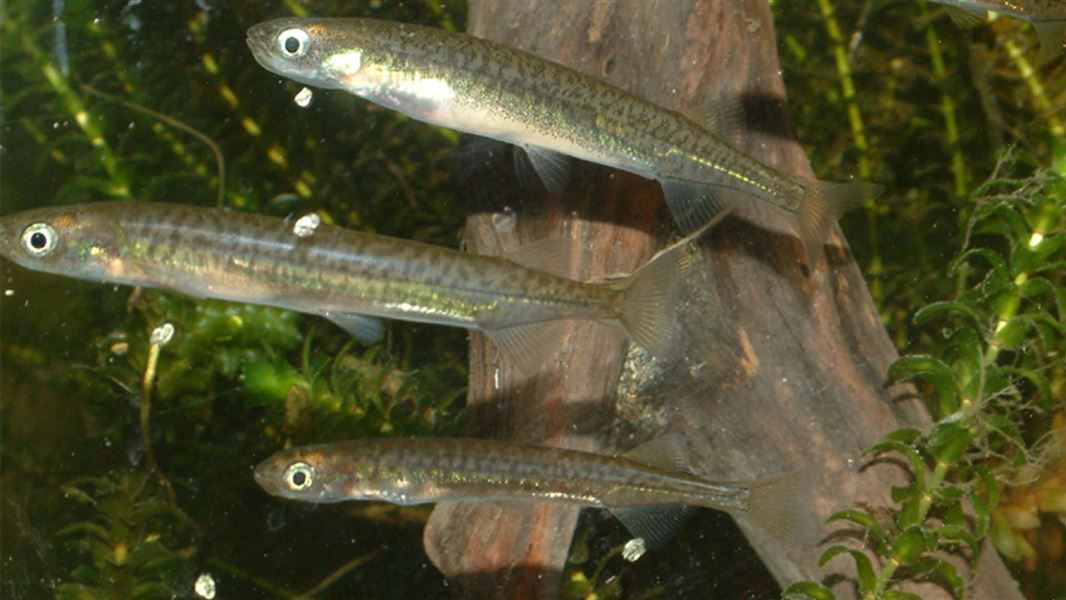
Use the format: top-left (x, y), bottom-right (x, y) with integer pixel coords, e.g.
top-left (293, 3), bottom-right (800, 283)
top-left (245, 25), bottom-right (275, 68)
top-left (252, 460), bottom-right (276, 493)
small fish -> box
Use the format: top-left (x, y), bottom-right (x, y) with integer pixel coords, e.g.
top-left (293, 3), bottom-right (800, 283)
top-left (254, 435), bottom-right (796, 547)
top-left (0, 202), bottom-right (708, 370)
top-left (246, 17), bottom-right (883, 266)
top-left (931, 0), bottom-right (1066, 60)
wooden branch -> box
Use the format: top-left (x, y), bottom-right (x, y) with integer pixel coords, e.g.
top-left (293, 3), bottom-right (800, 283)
top-left (425, 1), bottom-right (1025, 599)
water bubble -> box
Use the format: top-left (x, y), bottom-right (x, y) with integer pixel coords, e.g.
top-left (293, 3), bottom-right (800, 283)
top-left (293, 213), bottom-right (321, 237)
top-left (294, 86), bottom-right (313, 108)
top-left (491, 211), bottom-right (516, 234)
top-left (149, 323), bottom-right (174, 346)
top-left (622, 537), bottom-right (646, 562)
top-left (193, 573), bottom-right (216, 599)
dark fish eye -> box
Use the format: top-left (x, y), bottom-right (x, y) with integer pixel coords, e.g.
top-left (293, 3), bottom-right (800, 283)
top-left (283, 461), bottom-right (314, 491)
top-left (277, 28), bottom-right (310, 58)
top-left (21, 223), bottom-right (58, 257)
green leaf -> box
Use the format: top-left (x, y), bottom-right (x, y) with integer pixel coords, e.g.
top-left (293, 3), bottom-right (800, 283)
top-left (927, 422), bottom-right (973, 463)
top-left (782, 581), bottom-right (836, 600)
top-left (949, 247), bottom-right (1007, 278)
top-left (827, 509), bottom-right (888, 551)
top-left (821, 547), bottom-right (877, 594)
top-left (869, 439), bottom-right (928, 491)
top-left (936, 524), bottom-right (980, 553)
top-left (888, 355), bottom-right (959, 415)
top-left (1000, 366), bottom-right (1053, 408)
top-left (882, 428), bottom-right (922, 444)
top-left (883, 591), bottom-right (922, 600)
top-left (913, 301), bottom-right (983, 328)
top-left (992, 316), bottom-right (1032, 349)
top-left (849, 550), bottom-right (877, 594)
top-left (932, 559), bottom-right (966, 598)
top-left (891, 526), bottom-right (927, 566)
top-left (818, 545), bottom-right (851, 566)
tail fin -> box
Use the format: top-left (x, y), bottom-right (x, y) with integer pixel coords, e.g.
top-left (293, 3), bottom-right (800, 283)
top-left (613, 211), bottom-right (729, 358)
top-left (741, 472), bottom-right (802, 545)
top-left (797, 181), bottom-right (882, 267)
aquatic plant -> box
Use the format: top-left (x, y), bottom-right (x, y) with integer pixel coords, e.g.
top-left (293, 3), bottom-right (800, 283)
top-left (55, 471), bottom-right (197, 600)
top-left (785, 152), bottom-right (1064, 599)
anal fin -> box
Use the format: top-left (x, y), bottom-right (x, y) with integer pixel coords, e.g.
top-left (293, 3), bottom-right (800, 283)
top-left (659, 177), bottom-right (735, 234)
top-left (610, 505), bottom-right (698, 550)
top-left (485, 320), bottom-right (570, 375)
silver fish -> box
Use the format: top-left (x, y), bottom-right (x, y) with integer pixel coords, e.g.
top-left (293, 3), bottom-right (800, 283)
top-left (246, 17), bottom-right (883, 266)
top-left (0, 202), bottom-right (712, 370)
top-left (254, 435), bottom-right (796, 547)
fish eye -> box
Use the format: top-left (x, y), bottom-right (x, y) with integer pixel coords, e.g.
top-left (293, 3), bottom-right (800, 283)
top-left (278, 28), bottom-right (310, 58)
top-left (283, 461), bottom-right (314, 491)
top-left (21, 223), bottom-right (58, 257)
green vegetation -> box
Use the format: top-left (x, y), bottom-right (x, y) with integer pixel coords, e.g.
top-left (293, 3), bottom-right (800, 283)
top-left (0, 0), bottom-right (1060, 599)
top-left (777, 1), bottom-right (1064, 598)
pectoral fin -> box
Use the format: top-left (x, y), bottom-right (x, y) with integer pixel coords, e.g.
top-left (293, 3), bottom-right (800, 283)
top-left (516, 145), bottom-right (572, 197)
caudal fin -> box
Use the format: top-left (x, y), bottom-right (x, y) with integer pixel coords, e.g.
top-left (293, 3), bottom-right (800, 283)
top-left (613, 211), bottom-right (729, 358)
top-left (742, 472), bottom-right (804, 545)
top-left (797, 181), bottom-right (882, 267)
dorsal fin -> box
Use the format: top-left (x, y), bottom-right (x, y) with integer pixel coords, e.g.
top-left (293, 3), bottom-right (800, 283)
top-left (619, 432), bottom-right (691, 473)
top-left (683, 94), bottom-right (748, 147)
top-left (502, 235), bottom-right (574, 277)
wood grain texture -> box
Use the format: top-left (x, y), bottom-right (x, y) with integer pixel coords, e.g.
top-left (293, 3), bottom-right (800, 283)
top-left (424, 1), bottom-right (1024, 599)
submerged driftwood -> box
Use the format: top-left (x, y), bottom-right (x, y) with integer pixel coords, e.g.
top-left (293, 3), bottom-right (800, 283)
top-left (424, 1), bottom-right (1024, 599)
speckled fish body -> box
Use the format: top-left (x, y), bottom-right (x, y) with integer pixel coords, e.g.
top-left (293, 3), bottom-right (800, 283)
top-left (254, 437), bottom-right (751, 511)
top-left (0, 202), bottom-right (689, 362)
top-left (253, 436), bottom-right (797, 546)
top-left (0, 202), bottom-right (611, 326)
top-left (246, 17), bottom-right (882, 265)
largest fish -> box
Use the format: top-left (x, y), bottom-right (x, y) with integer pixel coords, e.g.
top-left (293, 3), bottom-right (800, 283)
top-left (246, 17), bottom-right (883, 266)
top-left (0, 202), bottom-right (706, 371)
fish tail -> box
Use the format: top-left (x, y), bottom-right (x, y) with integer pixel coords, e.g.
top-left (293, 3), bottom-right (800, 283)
top-left (614, 211), bottom-right (729, 358)
top-left (740, 472), bottom-right (803, 545)
top-left (797, 180), bottom-right (882, 267)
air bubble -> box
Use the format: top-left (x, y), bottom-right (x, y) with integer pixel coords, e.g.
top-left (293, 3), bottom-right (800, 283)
top-left (293, 213), bottom-right (321, 237)
top-left (622, 537), bottom-right (646, 562)
top-left (194, 573), bottom-right (216, 599)
top-left (294, 86), bottom-right (313, 108)
top-left (149, 323), bottom-right (175, 346)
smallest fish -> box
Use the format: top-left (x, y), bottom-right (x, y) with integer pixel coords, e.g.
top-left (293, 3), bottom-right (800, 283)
top-left (255, 435), bottom-right (799, 549)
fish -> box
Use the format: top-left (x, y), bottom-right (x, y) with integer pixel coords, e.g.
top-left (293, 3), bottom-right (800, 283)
top-left (931, 0), bottom-right (1066, 60)
top-left (245, 17), bottom-right (883, 267)
top-left (253, 435), bottom-right (796, 548)
top-left (0, 202), bottom-right (709, 371)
